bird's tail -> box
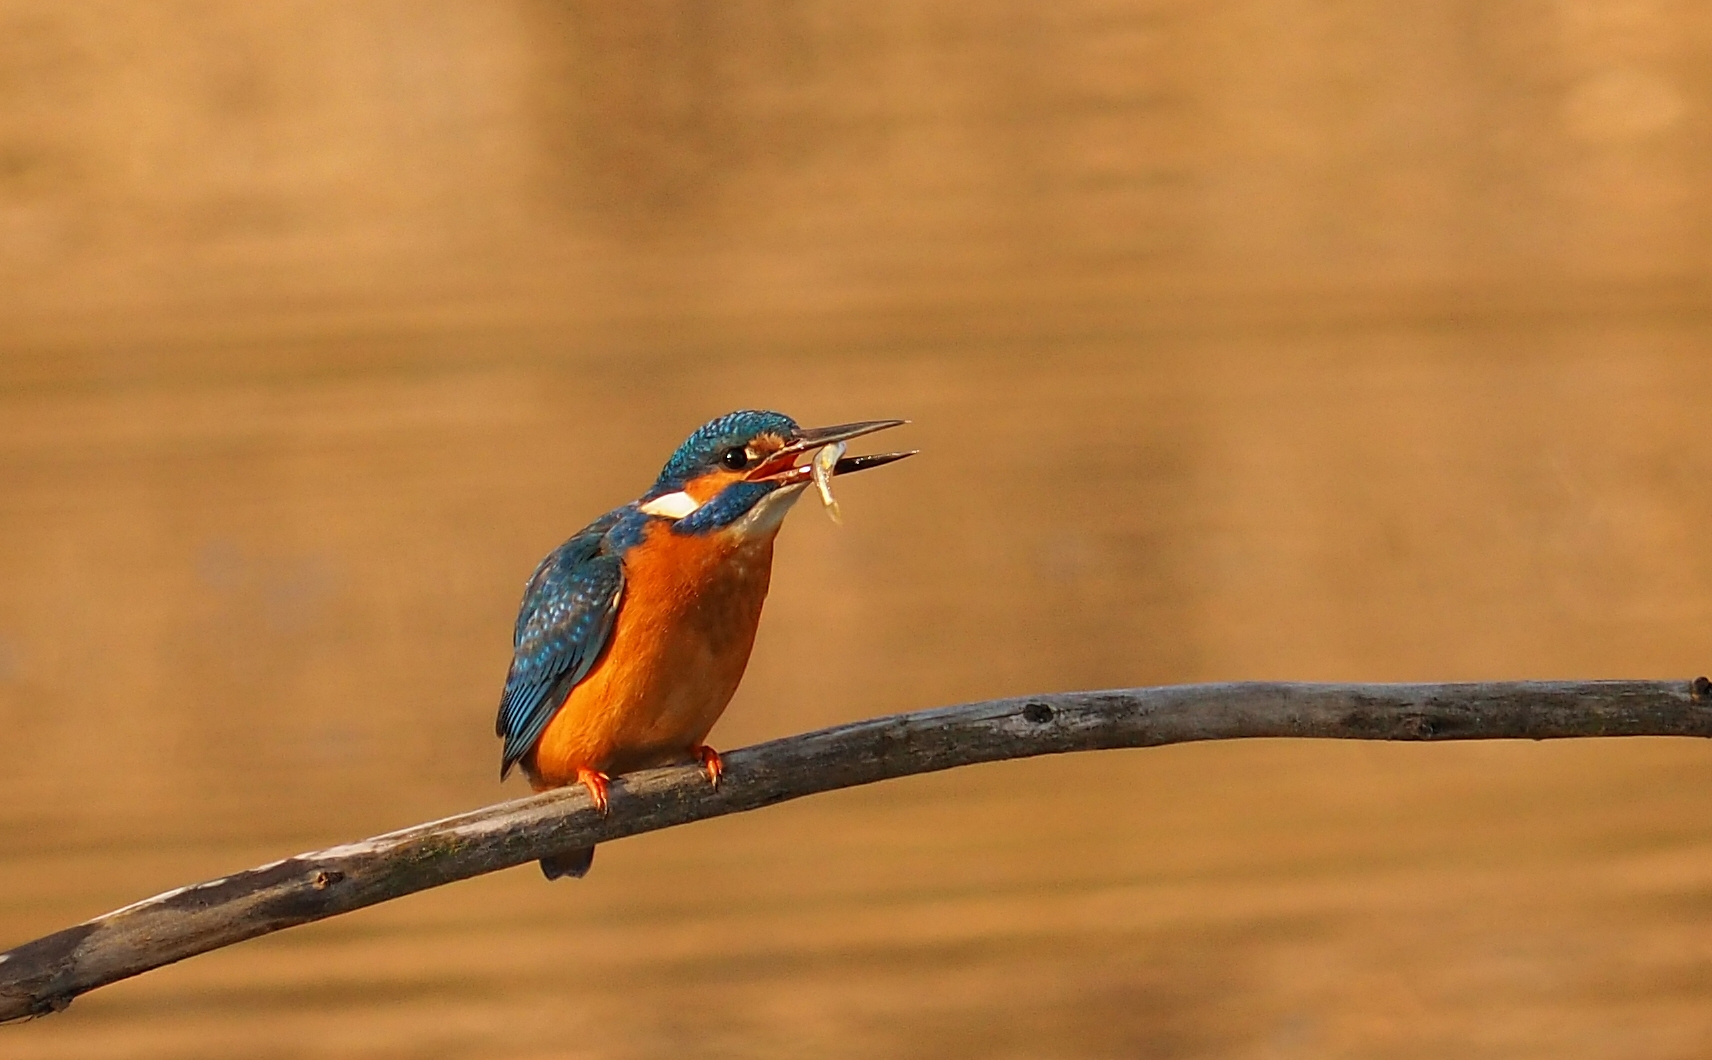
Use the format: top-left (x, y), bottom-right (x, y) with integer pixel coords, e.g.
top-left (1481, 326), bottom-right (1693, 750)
top-left (540, 846), bottom-right (595, 880)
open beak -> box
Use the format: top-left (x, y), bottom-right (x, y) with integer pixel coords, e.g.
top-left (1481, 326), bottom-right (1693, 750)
top-left (746, 419), bottom-right (916, 483)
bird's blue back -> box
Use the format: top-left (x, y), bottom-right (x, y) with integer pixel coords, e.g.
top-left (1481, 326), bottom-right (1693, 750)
top-left (496, 507), bottom-right (645, 776)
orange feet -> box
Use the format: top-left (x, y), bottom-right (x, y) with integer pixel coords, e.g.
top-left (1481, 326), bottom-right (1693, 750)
top-left (575, 767), bottom-right (611, 815)
top-left (693, 745), bottom-right (724, 789)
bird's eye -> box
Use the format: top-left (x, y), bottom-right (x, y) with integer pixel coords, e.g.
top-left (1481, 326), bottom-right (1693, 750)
top-left (720, 447), bottom-right (749, 470)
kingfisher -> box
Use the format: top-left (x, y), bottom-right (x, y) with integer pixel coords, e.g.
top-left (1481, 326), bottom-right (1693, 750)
top-left (496, 410), bottom-right (913, 879)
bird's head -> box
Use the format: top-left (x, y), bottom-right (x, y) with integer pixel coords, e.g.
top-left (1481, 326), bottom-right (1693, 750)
top-left (639, 410), bottom-right (913, 538)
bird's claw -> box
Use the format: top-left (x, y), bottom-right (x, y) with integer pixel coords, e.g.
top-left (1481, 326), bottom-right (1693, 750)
top-left (576, 768), bottom-right (611, 815)
top-left (694, 745), bottom-right (724, 789)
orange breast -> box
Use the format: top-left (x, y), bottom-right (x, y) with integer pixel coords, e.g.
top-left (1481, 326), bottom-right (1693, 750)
top-left (524, 521), bottom-right (777, 789)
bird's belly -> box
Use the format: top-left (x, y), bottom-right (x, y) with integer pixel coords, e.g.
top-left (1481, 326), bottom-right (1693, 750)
top-left (591, 620), bottom-right (746, 773)
top-left (526, 532), bottom-right (773, 788)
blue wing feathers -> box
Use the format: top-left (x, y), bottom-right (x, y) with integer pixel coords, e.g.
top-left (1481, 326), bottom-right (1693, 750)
top-left (496, 508), bottom-right (637, 777)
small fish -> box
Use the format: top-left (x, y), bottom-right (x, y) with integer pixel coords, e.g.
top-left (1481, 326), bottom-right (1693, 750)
top-left (812, 441), bottom-right (847, 523)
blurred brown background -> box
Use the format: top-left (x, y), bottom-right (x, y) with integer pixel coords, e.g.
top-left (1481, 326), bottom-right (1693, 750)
top-left (3, 2), bottom-right (1712, 1057)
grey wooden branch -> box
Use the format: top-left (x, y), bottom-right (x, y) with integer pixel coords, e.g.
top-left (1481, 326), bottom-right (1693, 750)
top-left (5, 678), bottom-right (1712, 1022)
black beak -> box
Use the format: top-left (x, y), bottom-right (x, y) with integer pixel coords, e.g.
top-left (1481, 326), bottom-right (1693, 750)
top-left (791, 419), bottom-right (907, 448)
top-left (747, 419), bottom-right (916, 481)
top-left (830, 450), bottom-right (917, 476)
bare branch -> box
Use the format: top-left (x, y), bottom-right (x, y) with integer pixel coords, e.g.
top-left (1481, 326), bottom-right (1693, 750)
top-left (4, 678), bottom-right (1710, 1022)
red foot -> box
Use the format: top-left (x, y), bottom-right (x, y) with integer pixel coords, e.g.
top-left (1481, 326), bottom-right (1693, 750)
top-left (694, 745), bottom-right (724, 789)
top-left (576, 768), bottom-right (611, 815)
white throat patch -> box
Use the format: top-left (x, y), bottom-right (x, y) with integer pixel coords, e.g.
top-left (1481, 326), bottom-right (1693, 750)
top-left (638, 490), bottom-right (702, 519)
top-left (727, 482), bottom-right (807, 538)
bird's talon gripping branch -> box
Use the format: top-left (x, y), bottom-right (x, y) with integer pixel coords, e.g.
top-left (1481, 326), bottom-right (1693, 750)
top-left (576, 768), bottom-right (611, 815)
top-left (694, 745), bottom-right (724, 788)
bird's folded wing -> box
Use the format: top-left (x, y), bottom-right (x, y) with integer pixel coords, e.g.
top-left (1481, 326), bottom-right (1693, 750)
top-left (497, 527), bottom-right (626, 776)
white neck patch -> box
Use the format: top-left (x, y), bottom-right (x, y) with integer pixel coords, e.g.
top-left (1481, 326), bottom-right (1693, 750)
top-left (639, 490), bottom-right (702, 519)
top-left (726, 482), bottom-right (807, 538)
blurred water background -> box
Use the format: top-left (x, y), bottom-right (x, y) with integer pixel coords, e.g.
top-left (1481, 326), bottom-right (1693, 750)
top-left (2, 2), bottom-right (1712, 1057)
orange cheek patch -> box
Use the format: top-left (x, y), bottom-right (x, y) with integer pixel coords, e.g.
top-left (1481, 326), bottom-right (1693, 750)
top-left (682, 469), bottom-right (746, 503)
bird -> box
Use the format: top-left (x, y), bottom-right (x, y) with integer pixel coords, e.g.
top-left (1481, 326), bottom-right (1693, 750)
top-left (496, 410), bottom-right (914, 879)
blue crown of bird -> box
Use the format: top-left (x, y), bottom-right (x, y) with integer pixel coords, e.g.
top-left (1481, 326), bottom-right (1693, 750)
top-left (495, 410), bottom-right (914, 878)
